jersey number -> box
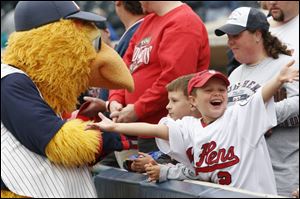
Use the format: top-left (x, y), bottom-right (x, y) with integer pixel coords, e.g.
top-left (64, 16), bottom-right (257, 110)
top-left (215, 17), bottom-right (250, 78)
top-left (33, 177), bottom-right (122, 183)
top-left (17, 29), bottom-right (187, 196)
top-left (217, 171), bottom-right (231, 185)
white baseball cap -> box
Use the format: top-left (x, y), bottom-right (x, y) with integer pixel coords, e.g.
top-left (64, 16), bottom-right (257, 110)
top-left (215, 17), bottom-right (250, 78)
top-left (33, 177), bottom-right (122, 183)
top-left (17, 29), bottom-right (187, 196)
top-left (215, 7), bottom-right (269, 36)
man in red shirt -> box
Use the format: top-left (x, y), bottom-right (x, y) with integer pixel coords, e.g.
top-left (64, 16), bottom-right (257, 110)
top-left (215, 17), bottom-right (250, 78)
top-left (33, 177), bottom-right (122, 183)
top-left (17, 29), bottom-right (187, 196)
top-left (108, 1), bottom-right (210, 165)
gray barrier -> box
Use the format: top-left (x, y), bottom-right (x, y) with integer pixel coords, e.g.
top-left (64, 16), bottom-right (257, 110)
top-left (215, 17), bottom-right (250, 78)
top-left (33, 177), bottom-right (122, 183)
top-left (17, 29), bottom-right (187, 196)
top-left (93, 166), bottom-right (280, 198)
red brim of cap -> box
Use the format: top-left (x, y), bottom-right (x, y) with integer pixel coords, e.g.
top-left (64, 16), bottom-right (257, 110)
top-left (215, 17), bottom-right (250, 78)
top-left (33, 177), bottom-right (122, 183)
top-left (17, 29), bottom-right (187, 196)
top-left (188, 73), bottom-right (230, 95)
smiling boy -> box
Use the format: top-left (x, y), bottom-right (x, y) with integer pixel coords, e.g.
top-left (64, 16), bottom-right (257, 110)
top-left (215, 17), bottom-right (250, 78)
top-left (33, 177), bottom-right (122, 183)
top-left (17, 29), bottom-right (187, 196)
top-left (87, 62), bottom-right (298, 195)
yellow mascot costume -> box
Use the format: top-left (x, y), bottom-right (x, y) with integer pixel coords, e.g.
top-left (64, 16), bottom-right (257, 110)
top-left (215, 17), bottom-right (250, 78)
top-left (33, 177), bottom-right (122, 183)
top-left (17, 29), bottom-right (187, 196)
top-left (1, 1), bottom-right (134, 198)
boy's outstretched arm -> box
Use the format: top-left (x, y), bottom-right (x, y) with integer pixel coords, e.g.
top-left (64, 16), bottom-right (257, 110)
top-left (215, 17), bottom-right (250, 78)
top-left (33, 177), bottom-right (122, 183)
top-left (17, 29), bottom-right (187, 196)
top-left (262, 60), bottom-right (299, 103)
top-left (86, 112), bottom-right (169, 140)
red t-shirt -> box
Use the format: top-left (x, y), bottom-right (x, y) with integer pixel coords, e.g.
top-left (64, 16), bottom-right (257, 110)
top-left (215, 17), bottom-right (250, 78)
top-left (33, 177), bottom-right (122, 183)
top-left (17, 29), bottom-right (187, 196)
top-left (109, 3), bottom-right (210, 126)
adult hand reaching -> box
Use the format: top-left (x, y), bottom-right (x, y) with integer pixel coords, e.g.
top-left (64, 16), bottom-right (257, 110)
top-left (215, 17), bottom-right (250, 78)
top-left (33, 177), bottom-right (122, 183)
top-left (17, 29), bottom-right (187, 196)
top-left (79, 96), bottom-right (106, 118)
top-left (278, 60), bottom-right (298, 83)
top-left (109, 101), bottom-right (123, 122)
top-left (115, 104), bottom-right (138, 123)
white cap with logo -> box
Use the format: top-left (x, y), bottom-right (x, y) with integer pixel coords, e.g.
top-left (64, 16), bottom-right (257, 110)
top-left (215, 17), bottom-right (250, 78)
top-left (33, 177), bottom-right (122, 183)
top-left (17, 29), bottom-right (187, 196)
top-left (215, 7), bottom-right (269, 36)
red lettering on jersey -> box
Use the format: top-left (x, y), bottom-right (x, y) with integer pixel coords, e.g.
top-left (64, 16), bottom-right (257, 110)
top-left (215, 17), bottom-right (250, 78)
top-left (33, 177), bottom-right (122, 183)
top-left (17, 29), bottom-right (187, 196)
top-left (194, 141), bottom-right (240, 174)
top-left (186, 147), bottom-right (194, 163)
top-left (217, 171), bottom-right (232, 185)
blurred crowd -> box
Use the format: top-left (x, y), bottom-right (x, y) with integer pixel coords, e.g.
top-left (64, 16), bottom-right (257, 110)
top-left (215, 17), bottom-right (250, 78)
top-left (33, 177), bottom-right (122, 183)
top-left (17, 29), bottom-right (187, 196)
top-left (1, 1), bottom-right (260, 50)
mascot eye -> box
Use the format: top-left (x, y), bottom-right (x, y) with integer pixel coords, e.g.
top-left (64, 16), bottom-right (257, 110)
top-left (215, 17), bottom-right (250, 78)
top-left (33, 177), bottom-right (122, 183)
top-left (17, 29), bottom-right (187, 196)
top-left (93, 36), bottom-right (102, 51)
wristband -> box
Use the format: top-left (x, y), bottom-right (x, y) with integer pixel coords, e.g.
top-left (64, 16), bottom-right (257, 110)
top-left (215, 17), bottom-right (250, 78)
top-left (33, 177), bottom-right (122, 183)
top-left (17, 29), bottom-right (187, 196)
top-left (105, 101), bottom-right (111, 112)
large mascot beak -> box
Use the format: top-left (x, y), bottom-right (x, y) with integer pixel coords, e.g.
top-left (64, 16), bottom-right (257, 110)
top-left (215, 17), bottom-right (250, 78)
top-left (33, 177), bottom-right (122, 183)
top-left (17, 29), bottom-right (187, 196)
top-left (89, 41), bottom-right (134, 92)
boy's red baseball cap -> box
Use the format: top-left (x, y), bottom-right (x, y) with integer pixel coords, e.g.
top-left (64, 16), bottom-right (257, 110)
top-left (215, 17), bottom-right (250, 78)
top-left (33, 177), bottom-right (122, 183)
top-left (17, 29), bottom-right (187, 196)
top-left (188, 70), bottom-right (230, 95)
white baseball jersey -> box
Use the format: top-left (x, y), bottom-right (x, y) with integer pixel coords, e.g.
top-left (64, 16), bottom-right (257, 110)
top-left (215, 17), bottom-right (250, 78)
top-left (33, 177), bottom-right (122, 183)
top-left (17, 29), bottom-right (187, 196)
top-left (228, 54), bottom-right (299, 197)
top-left (156, 88), bottom-right (278, 195)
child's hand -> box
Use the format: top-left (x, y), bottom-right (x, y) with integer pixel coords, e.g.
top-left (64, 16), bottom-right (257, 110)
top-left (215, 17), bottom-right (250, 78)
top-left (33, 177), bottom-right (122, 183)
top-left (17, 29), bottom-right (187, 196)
top-left (278, 60), bottom-right (299, 83)
top-left (131, 152), bottom-right (156, 173)
top-left (145, 163), bottom-right (160, 182)
top-left (85, 112), bottom-right (115, 131)
top-left (292, 187), bottom-right (299, 198)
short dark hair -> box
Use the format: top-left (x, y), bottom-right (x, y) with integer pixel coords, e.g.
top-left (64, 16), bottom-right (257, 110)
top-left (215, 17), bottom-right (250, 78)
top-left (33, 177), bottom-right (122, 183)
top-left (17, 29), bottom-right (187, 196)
top-left (166, 74), bottom-right (195, 97)
top-left (123, 1), bottom-right (143, 15)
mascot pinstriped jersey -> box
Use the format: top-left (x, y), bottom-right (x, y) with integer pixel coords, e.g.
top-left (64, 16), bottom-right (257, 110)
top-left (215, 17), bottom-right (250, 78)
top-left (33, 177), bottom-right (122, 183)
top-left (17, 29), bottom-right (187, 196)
top-left (1, 1), bottom-right (134, 198)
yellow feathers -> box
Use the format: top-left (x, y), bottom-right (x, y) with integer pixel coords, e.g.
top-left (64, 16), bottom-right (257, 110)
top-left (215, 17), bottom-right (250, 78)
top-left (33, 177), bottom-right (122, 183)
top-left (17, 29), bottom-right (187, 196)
top-left (2, 19), bottom-right (100, 114)
top-left (1, 190), bottom-right (27, 198)
top-left (45, 119), bottom-right (103, 166)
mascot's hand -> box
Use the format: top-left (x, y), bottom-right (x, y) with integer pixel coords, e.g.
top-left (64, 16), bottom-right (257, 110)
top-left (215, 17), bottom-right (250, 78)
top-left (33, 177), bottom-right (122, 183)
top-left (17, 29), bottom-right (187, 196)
top-left (64, 100), bottom-right (103, 122)
top-left (45, 119), bottom-right (103, 167)
top-left (80, 97), bottom-right (107, 118)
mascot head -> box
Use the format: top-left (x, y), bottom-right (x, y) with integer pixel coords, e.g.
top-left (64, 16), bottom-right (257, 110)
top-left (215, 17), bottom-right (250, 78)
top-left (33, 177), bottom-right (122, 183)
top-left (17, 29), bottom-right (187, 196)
top-left (2, 1), bottom-right (134, 114)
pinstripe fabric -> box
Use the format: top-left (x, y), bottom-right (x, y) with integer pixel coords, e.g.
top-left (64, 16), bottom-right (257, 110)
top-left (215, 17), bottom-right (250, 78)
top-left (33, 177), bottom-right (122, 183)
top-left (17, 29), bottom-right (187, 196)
top-left (1, 64), bottom-right (26, 78)
top-left (1, 124), bottom-right (97, 197)
top-left (1, 65), bottom-right (97, 197)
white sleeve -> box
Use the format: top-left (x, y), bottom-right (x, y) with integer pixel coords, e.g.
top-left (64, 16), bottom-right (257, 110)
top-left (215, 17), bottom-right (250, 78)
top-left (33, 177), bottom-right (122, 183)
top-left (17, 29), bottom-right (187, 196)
top-left (275, 80), bottom-right (299, 125)
top-left (156, 117), bottom-right (194, 169)
top-left (273, 58), bottom-right (299, 125)
top-left (159, 163), bottom-right (199, 183)
top-left (236, 88), bottom-right (277, 146)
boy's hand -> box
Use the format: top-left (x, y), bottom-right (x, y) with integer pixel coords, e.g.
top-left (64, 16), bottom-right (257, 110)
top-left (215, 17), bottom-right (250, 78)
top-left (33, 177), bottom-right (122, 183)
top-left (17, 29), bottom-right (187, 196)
top-left (292, 187), bottom-right (299, 198)
top-left (145, 163), bottom-right (160, 182)
top-left (278, 60), bottom-right (299, 84)
top-left (131, 152), bottom-right (155, 173)
top-left (85, 112), bottom-right (116, 131)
